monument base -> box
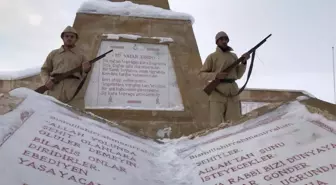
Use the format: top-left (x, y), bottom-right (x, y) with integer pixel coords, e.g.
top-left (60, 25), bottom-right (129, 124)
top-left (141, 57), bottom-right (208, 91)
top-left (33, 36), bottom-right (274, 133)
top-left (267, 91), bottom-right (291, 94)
top-left (86, 108), bottom-right (200, 138)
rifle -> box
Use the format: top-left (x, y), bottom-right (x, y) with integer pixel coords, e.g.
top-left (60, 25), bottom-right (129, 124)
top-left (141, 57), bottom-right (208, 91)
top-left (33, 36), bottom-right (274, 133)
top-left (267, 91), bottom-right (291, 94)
top-left (35, 49), bottom-right (113, 95)
top-left (203, 34), bottom-right (272, 96)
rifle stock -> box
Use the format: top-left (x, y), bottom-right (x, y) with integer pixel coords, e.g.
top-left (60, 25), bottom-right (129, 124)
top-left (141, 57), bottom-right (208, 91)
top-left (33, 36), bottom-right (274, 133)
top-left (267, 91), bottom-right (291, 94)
top-left (203, 78), bottom-right (221, 95)
top-left (203, 34), bottom-right (272, 95)
top-left (35, 85), bottom-right (49, 94)
top-left (35, 49), bottom-right (113, 94)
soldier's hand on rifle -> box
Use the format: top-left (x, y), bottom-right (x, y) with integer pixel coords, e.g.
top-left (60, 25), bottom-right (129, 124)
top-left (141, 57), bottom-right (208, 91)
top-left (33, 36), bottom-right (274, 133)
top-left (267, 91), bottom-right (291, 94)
top-left (241, 53), bottom-right (250, 64)
top-left (45, 78), bottom-right (54, 90)
top-left (82, 61), bottom-right (91, 73)
top-left (215, 72), bottom-right (228, 80)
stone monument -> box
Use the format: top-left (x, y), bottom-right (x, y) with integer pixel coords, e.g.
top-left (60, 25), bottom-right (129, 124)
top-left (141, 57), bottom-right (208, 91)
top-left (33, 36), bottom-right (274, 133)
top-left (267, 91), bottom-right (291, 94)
top-left (72, 0), bottom-right (209, 138)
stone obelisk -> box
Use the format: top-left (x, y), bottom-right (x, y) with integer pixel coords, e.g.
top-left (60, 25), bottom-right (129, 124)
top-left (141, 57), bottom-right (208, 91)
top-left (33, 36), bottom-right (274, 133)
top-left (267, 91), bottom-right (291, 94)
top-left (72, 0), bottom-right (209, 139)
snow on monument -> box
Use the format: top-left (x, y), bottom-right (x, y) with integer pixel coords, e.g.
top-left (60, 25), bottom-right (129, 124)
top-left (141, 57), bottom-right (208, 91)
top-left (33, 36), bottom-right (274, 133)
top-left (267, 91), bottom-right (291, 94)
top-left (0, 87), bottom-right (335, 185)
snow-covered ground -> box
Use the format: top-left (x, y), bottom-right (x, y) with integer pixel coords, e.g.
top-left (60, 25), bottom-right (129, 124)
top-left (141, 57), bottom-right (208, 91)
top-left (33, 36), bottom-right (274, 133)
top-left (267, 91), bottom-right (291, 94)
top-left (0, 88), bottom-right (335, 185)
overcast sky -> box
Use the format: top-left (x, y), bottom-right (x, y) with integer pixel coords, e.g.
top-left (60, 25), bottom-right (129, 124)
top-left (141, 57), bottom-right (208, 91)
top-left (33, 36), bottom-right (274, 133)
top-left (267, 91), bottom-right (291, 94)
top-left (0, 0), bottom-right (335, 103)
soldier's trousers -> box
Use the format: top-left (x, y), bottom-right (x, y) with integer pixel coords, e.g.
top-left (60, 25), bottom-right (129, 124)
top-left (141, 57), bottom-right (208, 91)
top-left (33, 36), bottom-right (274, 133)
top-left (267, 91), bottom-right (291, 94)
top-left (209, 99), bottom-right (242, 127)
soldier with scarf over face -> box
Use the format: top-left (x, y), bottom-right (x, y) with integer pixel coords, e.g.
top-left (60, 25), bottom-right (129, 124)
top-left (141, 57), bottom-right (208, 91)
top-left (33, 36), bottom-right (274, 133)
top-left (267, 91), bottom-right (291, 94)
top-left (199, 31), bottom-right (250, 127)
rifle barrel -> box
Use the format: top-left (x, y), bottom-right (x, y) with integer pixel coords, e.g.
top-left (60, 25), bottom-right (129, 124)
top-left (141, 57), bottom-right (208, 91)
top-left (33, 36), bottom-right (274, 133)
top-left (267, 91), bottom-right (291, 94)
top-left (89, 49), bottom-right (113, 64)
top-left (248, 34), bottom-right (272, 54)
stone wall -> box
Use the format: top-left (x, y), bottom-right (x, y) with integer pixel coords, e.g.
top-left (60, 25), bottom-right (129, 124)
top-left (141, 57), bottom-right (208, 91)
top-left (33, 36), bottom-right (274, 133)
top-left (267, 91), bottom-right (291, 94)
top-left (0, 75), bottom-right (43, 93)
top-left (0, 74), bottom-right (311, 116)
top-left (0, 75), bottom-right (310, 103)
top-left (240, 88), bottom-right (308, 102)
top-left (0, 73), bottom-right (314, 138)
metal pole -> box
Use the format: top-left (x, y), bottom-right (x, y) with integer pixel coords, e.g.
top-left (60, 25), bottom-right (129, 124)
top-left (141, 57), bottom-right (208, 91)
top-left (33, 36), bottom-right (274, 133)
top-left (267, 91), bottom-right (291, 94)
top-left (332, 46), bottom-right (336, 104)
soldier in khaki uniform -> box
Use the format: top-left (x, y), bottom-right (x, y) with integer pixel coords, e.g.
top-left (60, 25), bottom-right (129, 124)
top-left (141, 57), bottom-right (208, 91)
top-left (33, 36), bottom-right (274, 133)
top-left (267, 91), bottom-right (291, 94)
top-left (199, 31), bottom-right (250, 127)
top-left (40, 26), bottom-right (91, 109)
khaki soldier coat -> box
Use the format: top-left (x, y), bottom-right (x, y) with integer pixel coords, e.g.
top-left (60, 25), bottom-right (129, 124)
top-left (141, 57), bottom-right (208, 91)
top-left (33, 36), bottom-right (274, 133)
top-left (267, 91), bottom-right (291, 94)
top-left (199, 47), bottom-right (246, 125)
top-left (40, 46), bottom-right (88, 109)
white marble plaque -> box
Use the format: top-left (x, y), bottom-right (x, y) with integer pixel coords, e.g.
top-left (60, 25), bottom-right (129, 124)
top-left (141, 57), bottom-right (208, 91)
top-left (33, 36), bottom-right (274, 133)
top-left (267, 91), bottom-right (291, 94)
top-left (84, 40), bottom-right (184, 111)
top-left (241, 101), bottom-right (270, 115)
top-left (177, 115), bottom-right (336, 185)
top-left (0, 111), bottom-right (159, 185)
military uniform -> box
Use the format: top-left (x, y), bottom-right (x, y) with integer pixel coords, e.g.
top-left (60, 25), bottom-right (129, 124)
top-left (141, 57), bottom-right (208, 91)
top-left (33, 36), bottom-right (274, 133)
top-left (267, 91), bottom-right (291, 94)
top-left (199, 31), bottom-right (246, 127)
top-left (40, 26), bottom-right (88, 109)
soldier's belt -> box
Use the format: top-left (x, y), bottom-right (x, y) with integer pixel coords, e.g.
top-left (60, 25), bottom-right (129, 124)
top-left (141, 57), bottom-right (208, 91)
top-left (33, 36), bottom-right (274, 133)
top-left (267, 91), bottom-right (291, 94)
top-left (219, 79), bottom-right (236, 83)
top-left (51, 73), bottom-right (80, 80)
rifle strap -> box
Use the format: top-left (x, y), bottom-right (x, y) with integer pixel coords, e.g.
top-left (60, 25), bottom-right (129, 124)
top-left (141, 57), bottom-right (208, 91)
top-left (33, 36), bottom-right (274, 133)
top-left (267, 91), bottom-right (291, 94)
top-left (218, 51), bottom-right (256, 97)
top-left (66, 72), bottom-right (88, 103)
top-left (235, 50), bottom-right (256, 95)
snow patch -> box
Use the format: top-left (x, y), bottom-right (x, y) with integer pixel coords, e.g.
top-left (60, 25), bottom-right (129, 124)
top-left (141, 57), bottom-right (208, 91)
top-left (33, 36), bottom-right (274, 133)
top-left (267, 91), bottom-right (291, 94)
top-left (156, 127), bottom-right (172, 138)
top-left (296, 95), bottom-right (310, 101)
top-left (246, 87), bottom-right (316, 98)
top-left (104, 33), bottom-right (141, 40)
top-left (301, 90), bottom-right (316, 98)
top-left (102, 33), bottom-right (174, 43)
top-left (152, 37), bottom-right (174, 43)
top-left (0, 67), bottom-right (40, 80)
top-left (77, 0), bottom-right (195, 24)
